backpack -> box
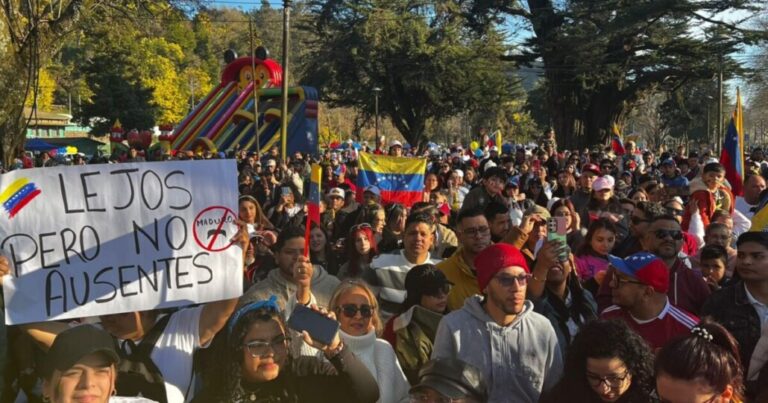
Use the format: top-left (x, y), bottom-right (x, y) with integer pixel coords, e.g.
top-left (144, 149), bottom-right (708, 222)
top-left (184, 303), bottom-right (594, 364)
top-left (114, 315), bottom-right (171, 403)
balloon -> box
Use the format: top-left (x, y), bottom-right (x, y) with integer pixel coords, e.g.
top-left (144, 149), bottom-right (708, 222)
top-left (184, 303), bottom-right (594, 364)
top-left (470, 141), bottom-right (479, 151)
top-left (474, 149), bottom-right (483, 158)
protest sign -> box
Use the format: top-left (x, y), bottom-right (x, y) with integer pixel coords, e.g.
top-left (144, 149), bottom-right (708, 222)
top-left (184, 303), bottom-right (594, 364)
top-left (0, 160), bottom-right (243, 325)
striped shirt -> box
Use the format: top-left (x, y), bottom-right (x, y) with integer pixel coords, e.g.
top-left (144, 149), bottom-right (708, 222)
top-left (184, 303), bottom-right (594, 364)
top-left (364, 250), bottom-right (442, 321)
top-left (601, 298), bottom-right (699, 350)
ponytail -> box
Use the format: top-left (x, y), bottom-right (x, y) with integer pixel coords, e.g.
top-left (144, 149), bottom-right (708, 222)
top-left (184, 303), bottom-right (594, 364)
top-left (656, 317), bottom-right (743, 399)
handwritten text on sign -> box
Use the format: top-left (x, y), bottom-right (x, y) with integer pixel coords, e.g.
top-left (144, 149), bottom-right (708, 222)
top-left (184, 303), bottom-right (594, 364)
top-left (0, 160), bottom-right (242, 325)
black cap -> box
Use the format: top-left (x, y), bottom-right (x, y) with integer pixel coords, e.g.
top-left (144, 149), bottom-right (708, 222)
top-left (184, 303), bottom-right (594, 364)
top-left (410, 358), bottom-right (487, 400)
top-left (42, 325), bottom-right (119, 377)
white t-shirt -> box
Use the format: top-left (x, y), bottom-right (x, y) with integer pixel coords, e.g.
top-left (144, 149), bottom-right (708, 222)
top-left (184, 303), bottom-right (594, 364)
top-left (117, 306), bottom-right (208, 403)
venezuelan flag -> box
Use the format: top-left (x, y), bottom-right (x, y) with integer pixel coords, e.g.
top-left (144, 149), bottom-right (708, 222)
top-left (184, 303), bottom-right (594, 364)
top-left (611, 124), bottom-right (626, 155)
top-left (720, 88), bottom-right (745, 196)
top-left (307, 163), bottom-right (322, 225)
top-left (0, 177), bottom-right (41, 218)
top-left (357, 152), bottom-right (427, 207)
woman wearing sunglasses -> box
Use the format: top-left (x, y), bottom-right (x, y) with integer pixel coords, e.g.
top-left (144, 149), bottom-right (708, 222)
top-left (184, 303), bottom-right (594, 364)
top-left (194, 296), bottom-right (379, 403)
top-left (541, 319), bottom-right (656, 403)
top-left (655, 318), bottom-right (745, 403)
top-left (381, 264), bottom-right (451, 384)
top-left (328, 281), bottom-right (410, 403)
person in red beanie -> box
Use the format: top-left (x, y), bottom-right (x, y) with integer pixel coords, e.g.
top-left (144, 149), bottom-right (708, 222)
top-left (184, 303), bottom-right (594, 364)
top-left (600, 252), bottom-right (699, 351)
top-left (432, 243), bottom-right (563, 402)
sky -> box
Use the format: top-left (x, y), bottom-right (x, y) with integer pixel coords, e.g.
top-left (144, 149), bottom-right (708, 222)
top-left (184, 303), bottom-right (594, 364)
top-left (204, 0), bottom-right (763, 106)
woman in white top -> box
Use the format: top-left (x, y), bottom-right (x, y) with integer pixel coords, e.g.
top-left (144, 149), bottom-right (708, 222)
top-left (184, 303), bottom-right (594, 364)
top-left (328, 281), bottom-right (410, 403)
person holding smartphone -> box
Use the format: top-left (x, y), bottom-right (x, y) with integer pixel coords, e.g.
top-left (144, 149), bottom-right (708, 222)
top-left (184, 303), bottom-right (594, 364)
top-left (193, 296), bottom-right (379, 403)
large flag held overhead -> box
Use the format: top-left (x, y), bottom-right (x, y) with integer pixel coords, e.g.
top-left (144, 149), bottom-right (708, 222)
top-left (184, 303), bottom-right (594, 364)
top-left (357, 152), bottom-right (427, 207)
top-left (720, 88), bottom-right (745, 197)
top-left (611, 123), bottom-right (626, 156)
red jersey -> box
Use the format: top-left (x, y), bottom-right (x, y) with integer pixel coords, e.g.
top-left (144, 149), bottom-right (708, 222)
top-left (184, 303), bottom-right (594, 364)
top-left (601, 299), bottom-right (699, 350)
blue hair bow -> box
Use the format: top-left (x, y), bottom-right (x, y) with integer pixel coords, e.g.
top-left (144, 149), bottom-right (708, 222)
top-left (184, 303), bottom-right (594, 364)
top-left (226, 295), bottom-right (279, 337)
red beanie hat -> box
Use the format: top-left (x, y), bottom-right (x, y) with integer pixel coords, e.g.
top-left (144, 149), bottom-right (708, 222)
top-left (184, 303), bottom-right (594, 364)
top-left (473, 243), bottom-right (529, 291)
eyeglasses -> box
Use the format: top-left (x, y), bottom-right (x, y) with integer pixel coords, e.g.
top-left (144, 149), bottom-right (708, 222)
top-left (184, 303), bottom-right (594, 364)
top-left (461, 226), bottom-right (490, 238)
top-left (654, 229), bottom-right (683, 241)
top-left (586, 370), bottom-right (630, 388)
top-left (337, 304), bottom-right (374, 319)
top-left (409, 393), bottom-right (470, 403)
top-left (493, 273), bottom-right (531, 287)
top-left (609, 272), bottom-right (646, 288)
top-left (244, 334), bottom-right (288, 357)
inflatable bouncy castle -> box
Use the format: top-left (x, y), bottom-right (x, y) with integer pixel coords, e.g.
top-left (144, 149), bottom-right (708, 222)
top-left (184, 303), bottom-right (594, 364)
top-left (167, 56), bottom-right (318, 155)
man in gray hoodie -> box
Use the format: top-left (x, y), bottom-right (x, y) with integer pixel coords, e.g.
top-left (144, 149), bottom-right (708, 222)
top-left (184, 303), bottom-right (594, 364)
top-left (432, 243), bottom-right (563, 403)
top-left (242, 226), bottom-right (340, 310)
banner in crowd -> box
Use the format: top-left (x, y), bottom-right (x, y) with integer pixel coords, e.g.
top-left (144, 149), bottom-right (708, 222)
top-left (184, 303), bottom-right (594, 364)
top-left (0, 160), bottom-right (242, 325)
top-left (721, 87), bottom-right (745, 196)
top-left (357, 152), bottom-right (427, 207)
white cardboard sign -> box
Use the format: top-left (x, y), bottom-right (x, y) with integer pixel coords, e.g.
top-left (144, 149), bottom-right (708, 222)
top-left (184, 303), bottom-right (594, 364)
top-left (0, 160), bottom-right (243, 324)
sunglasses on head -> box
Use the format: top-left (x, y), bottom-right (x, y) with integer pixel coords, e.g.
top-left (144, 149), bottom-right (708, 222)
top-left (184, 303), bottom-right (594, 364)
top-left (337, 304), bottom-right (374, 319)
top-left (655, 229), bottom-right (683, 241)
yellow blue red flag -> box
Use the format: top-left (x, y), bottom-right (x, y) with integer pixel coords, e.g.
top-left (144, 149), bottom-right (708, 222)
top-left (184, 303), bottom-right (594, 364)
top-left (720, 88), bottom-right (745, 196)
top-left (307, 163), bottom-right (322, 225)
top-left (357, 152), bottom-right (427, 207)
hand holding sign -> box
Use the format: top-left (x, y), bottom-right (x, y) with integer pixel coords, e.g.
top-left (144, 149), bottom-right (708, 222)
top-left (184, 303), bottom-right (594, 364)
top-left (0, 255), bottom-right (9, 286)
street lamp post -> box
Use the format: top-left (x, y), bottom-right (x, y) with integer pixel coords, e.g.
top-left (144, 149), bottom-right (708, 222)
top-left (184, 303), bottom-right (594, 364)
top-left (280, 0), bottom-right (292, 162)
top-left (373, 87), bottom-right (381, 141)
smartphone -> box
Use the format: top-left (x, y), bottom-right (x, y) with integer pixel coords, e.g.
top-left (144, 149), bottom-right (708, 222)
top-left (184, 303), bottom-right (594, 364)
top-left (287, 304), bottom-right (340, 346)
top-left (247, 224), bottom-right (258, 238)
top-left (547, 217), bottom-right (569, 262)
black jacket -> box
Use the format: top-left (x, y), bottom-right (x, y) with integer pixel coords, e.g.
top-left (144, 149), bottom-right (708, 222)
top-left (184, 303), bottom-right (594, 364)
top-left (194, 346), bottom-right (380, 403)
top-left (701, 281), bottom-right (764, 398)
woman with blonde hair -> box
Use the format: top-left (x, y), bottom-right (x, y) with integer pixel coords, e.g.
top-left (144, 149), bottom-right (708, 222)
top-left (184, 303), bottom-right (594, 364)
top-left (328, 281), bottom-right (410, 403)
top-left (42, 325), bottom-right (155, 403)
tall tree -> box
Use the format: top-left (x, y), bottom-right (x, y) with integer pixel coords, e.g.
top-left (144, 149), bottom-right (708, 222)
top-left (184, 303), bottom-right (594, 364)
top-left (463, 0), bottom-right (764, 148)
top-left (301, 0), bottom-right (516, 148)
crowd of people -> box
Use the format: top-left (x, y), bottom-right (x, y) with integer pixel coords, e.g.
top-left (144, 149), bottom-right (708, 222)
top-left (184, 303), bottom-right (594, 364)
top-left (1, 129), bottom-right (768, 402)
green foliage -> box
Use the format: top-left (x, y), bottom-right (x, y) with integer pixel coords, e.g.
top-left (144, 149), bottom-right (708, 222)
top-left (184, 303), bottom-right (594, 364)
top-left (466, 0), bottom-right (766, 148)
top-left (301, 0), bottom-right (518, 148)
top-left (79, 52), bottom-right (156, 134)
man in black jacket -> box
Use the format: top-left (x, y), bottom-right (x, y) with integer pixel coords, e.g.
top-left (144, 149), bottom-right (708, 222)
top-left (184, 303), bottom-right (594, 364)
top-left (703, 231), bottom-right (768, 399)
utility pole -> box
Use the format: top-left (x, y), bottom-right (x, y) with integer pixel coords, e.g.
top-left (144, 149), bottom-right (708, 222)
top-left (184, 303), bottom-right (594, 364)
top-left (373, 87), bottom-right (381, 141)
top-left (280, 0), bottom-right (291, 162)
top-left (706, 104), bottom-right (711, 148)
top-left (249, 17), bottom-right (260, 156)
top-left (717, 55), bottom-right (724, 154)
